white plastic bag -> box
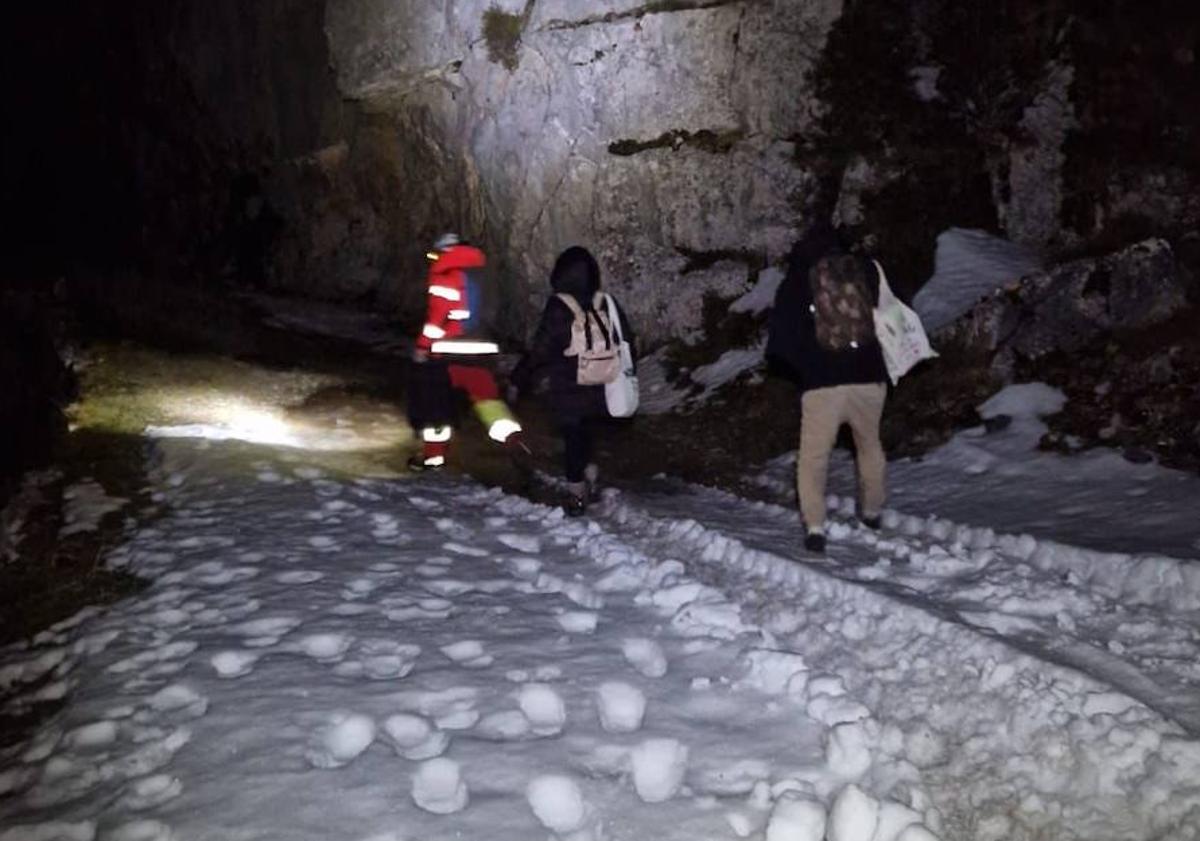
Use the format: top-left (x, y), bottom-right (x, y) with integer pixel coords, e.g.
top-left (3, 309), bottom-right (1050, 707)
top-left (602, 293), bottom-right (639, 417)
top-left (872, 261), bottom-right (937, 384)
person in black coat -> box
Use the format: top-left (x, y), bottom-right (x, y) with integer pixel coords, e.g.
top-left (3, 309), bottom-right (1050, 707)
top-left (766, 220), bottom-right (889, 554)
top-left (509, 246), bottom-right (636, 516)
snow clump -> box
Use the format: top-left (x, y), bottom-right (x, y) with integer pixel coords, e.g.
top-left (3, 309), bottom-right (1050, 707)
top-left (766, 792), bottom-right (826, 841)
top-left (305, 712), bottom-right (375, 769)
top-left (411, 757), bottom-right (468, 814)
top-left (526, 775), bottom-right (590, 834)
top-left (631, 738), bottom-right (689, 802)
top-left (595, 682), bottom-right (646, 733)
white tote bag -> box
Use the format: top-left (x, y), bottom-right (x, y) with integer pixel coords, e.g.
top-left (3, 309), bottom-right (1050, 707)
top-left (602, 293), bottom-right (639, 417)
top-left (871, 260), bottom-right (938, 384)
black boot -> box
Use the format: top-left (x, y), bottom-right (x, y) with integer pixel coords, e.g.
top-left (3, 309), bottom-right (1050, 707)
top-left (804, 530), bottom-right (826, 554)
top-left (563, 481), bottom-right (587, 517)
top-left (407, 454), bottom-right (444, 473)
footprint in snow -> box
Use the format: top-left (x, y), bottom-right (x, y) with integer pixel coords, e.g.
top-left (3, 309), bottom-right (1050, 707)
top-left (330, 602), bottom-right (373, 617)
top-left (423, 578), bottom-right (475, 597)
top-left (108, 641), bottom-right (198, 676)
top-left (210, 650), bottom-right (259, 678)
top-left (518, 684), bottom-right (566, 736)
top-left (107, 819), bottom-right (178, 841)
top-left (63, 720), bottom-right (119, 751)
top-left (306, 712), bottom-right (376, 769)
top-left (296, 632), bottom-right (354, 662)
top-left (622, 638), bottom-right (668, 678)
top-left (101, 727), bottom-right (192, 786)
top-left (474, 710), bottom-right (532, 741)
top-left (504, 557), bottom-right (543, 580)
top-left (342, 577), bottom-right (379, 598)
top-left (146, 683), bottom-right (209, 720)
top-left (596, 682), bottom-right (646, 733)
top-left (333, 640), bottom-right (421, 680)
top-left (440, 640), bottom-right (493, 669)
top-left (189, 561), bottom-right (259, 586)
top-left (443, 541), bottom-right (490, 557)
top-left (386, 604), bottom-right (453, 623)
top-left (383, 713), bottom-right (449, 760)
top-left (557, 611), bottom-right (599, 634)
top-left (0, 820), bottom-right (98, 841)
top-left (411, 758), bottom-right (468, 814)
top-left (416, 564), bottom-right (454, 578)
top-left (527, 775), bottom-right (595, 838)
top-left (117, 773), bottom-right (183, 811)
top-left (275, 570), bottom-right (325, 585)
top-left (311, 479), bottom-right (343, 498)
top-left (396, 686), bottom-right (480, 730)
top-left (497, 533), bottom-right (541, 553)
top-left (228, 615), bottom-right (302, 647)
top-left (406, 495), bottom-right (441, 512)
top-left (631, 738), bottom-right (689, 803)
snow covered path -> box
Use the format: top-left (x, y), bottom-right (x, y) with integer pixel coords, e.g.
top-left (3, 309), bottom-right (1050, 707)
top-left (604, 479), bottom-right (1200, 737)
top-left (2, 438), bottom-right (1199, 841)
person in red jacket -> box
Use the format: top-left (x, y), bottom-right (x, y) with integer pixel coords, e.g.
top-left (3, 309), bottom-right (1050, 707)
top-left (407, 233), bottom-right (524, 471)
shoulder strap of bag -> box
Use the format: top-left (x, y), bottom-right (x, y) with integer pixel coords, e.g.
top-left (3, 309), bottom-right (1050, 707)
top-left (555, 292), bottom-right (584, 320)
top-left (601, 294), bottom-right (624, 343)
top-left (872, 260), bottom-right (898, 309)
top-left (555, 292), bottom-right (604, 350)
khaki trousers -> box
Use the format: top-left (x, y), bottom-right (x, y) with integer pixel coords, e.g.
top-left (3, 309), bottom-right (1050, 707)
top-left (797, 383), bottom-right (887, 531)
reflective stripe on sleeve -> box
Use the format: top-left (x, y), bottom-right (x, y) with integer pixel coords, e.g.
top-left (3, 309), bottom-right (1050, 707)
top-left (447, 309), bottom-right (471, 321)
top-left (422, 323), bottom-right (447, 340)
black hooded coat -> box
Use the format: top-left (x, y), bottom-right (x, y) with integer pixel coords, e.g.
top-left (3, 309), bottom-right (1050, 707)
top-left (510, 246), bottom-right (636, 424)
top-left (766, 222), bottom-right (888, 394)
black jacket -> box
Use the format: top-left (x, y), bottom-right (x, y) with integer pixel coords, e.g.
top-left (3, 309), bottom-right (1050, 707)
top-left (511, 246), bottom-right (636, 424)
top-left (766, 223), bottom-right (888, 393)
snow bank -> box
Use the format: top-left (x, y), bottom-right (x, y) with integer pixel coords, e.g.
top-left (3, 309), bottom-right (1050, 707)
top-left (729, 267), bottom-right (785, 316)
top-left (977, 382), bottom-right (1066, 420)
top-left (913, 228), bottom-right (1041, 332)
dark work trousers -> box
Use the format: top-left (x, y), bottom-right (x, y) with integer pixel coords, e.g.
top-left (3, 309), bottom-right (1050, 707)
top-left (560, 421), bottom-right (595, 483)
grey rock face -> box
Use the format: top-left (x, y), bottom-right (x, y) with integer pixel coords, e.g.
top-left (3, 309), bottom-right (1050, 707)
top-left (320, 0), bottom-right (843, 345)
top-left (939, 239), bottom-right (1189, 374)
top-left (997, 62), bottom-right (1075, 249)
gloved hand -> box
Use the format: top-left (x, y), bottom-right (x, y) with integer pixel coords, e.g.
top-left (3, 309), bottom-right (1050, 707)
top-left (411, 348), bottom-right (429, 364)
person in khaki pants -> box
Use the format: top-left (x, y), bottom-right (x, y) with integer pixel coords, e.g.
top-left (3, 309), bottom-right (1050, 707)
top-left (766, 220), bottom-right (890, 554)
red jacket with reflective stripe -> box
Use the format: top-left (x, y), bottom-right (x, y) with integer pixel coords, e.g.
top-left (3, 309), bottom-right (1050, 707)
top-left (417, 244), bottom-right (486, 352)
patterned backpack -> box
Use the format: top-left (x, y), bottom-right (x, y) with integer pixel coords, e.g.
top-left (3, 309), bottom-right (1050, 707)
top-left (807, 254), bottom-right (877, 352)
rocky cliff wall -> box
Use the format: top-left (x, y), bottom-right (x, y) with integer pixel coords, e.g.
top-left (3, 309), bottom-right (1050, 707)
top-left (6, 0), bottom-right (1197, 350)
top-left (313, 0), bottom-right (1199, 344)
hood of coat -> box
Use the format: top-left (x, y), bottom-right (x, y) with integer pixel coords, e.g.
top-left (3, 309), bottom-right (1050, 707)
top-left (549, 246), bottom-right (600, 304)
top-left (789, 219), bottom-right (845, 272)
